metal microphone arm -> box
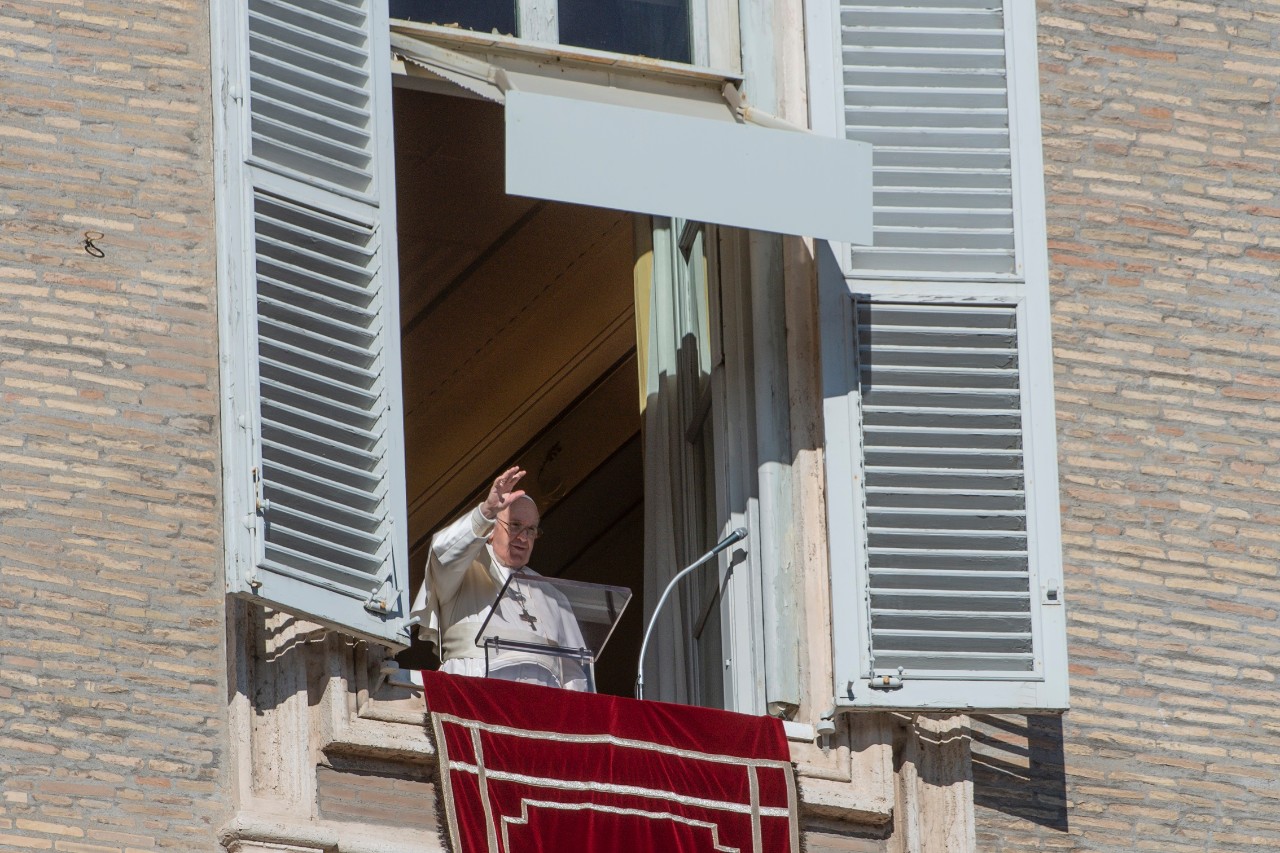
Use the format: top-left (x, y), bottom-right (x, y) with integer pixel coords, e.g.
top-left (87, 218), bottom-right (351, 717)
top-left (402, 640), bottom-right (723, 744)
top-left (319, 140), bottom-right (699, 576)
top-left (635, 527), bottom-right (748, 700)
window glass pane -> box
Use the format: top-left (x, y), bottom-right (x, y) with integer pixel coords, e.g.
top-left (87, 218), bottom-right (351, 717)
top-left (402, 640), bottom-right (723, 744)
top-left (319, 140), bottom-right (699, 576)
top-left (558, 0), bottom-right (691, 63)
top-left (389, 0), bottom-right (516, 38)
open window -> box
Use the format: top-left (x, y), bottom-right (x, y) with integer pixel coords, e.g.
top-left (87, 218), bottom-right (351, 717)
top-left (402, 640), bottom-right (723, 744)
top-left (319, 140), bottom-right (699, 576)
top-left (213, 0), bottom-right (873, 710)
top-left (391, 85), bottom-right (647, 696)
top-left (386, 32), bottom-right (870, 705)
top-left (212, 0), bottom-right (1065, 717)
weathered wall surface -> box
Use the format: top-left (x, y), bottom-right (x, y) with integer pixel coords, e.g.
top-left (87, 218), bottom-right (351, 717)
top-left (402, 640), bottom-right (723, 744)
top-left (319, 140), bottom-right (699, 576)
top-left (0, 1), bottom-right (227, 850)
top-left (974, 3), bottom-right (1280, 850)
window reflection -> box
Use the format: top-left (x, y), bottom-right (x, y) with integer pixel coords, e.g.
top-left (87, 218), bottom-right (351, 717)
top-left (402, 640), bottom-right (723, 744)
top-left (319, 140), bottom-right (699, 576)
top-left (389, 0), bottom-right (692, 65)
top-left (389, 0), bottom-right (517, 38)
top-left (559, 0), bottom-right (691, 63)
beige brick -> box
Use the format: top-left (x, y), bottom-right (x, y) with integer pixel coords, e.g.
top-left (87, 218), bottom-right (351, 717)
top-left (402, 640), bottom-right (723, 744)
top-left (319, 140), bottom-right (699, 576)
top-left (982, 15), bottom-right (1280, 853)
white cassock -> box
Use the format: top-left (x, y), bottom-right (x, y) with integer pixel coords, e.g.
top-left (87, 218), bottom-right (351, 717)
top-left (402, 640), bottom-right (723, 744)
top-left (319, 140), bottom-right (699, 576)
top-left (410, 505), bottom-right (589, 691)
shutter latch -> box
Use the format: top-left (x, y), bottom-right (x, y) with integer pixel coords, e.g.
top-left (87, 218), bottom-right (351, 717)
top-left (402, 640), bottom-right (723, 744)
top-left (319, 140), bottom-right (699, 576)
top-left (365, 550), bottom-right (403, 616)
top-left (868, 667), bottom-right (905, 691)
top-left (364, 575), bottom-right (394, 615)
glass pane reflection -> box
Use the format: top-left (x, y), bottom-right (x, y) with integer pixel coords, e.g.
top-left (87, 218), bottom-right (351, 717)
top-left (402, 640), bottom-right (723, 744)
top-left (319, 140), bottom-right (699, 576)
top-left (389, 0), bottom-right (517, 38)
top-left (559, 0), bottom-right (691, 63)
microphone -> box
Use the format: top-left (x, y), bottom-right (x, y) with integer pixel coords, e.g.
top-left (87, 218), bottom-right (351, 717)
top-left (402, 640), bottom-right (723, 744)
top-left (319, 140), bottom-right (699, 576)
top-left (635, 527), bottom-right (749, 700)
top-left (711, 527), bottom-right (748, 555)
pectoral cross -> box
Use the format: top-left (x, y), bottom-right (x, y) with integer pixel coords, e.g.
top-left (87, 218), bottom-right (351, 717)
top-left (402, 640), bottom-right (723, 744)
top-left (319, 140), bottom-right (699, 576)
top-left (510, 585), bottom-right (538, 630)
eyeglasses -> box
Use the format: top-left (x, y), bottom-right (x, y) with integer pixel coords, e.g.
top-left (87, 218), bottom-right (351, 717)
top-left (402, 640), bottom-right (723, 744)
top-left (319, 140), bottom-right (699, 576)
top-left (496, 518), bottom-right (543, 541)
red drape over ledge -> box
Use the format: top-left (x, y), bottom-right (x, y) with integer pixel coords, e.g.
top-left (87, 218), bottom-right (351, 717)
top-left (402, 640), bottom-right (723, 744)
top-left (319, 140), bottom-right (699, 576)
top-left (423, 671), bottom-right (800, 853)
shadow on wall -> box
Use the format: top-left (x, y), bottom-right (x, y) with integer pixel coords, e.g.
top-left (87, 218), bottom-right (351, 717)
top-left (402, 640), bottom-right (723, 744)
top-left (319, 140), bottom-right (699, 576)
top-left (969, 714), bottom-right (1068, 832)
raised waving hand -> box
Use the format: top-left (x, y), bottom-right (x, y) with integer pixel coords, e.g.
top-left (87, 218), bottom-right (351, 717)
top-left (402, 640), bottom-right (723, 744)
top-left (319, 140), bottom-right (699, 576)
top-left (480, 466), bottom-right (527, 521)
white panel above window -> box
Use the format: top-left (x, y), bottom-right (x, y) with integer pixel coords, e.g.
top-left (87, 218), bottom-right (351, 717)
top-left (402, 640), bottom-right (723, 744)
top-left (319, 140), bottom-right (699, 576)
top-left (505, 90), bottom-right (873, 244)
top-left (841, 0), bottom-right (1018, 275)
top-left (389, 31), bottom-right (872, 242)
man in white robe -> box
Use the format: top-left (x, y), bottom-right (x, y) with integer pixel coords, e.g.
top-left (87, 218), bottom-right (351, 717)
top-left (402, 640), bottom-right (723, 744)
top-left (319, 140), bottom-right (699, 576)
top-left (410, 466), bottom-right (588, 690)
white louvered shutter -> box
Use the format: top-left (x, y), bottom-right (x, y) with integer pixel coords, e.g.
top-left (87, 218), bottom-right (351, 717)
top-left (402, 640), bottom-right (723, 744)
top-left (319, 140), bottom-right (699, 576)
top-left (213, 0), bottom-right (411, 646)
top-left (825, 290), bottom-right (1066, 711)
top-left (842, 0), bottom-right (1016, 275)
top-left (822, 1), bottom-right (1067, 710)
top-left (860, 301), bottom-right (1034, 672)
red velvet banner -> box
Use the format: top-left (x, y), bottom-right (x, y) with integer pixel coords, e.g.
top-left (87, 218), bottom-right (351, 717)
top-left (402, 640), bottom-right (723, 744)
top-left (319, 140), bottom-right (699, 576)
top-left (424, 671), bottom-right (799, 853)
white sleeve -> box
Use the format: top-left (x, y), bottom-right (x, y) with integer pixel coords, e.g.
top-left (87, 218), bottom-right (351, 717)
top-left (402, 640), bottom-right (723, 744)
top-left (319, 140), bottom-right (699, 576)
top-left (409, 506), bottom-right (496, 642)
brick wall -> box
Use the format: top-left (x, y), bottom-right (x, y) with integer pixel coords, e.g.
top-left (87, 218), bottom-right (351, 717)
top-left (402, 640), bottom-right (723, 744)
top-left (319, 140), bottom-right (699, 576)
top-left (7, 2), bottom-right (1279, 852)
top-left (975, 3), bottom-right (1280, 850)
top-left (315, 765), bottom-right (438, 834)
top-left (0, 1), bottom-right (226, 851)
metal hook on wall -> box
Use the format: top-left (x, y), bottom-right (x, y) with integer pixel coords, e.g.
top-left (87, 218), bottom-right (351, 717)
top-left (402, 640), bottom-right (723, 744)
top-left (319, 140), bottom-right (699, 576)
top-left (83, 231), bottom-right (105, 258)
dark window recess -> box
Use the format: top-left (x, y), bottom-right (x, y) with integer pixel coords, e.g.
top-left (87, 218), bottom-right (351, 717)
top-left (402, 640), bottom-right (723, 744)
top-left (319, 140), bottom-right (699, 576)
top-left (390, 0), bottom-right (691, 64)
top-left (389, 0), bottom-right (517, 38)
top-left (559, 0), bottom-right (691, 63)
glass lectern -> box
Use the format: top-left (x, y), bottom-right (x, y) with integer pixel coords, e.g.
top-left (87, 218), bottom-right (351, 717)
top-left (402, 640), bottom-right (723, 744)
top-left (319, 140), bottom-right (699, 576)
top-left (474, 571), bottom-right (631, 693)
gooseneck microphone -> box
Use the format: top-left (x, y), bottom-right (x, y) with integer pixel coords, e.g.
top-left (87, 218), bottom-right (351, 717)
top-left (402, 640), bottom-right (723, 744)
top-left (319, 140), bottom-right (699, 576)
top-left (635, 528), bottom-right (748, 700)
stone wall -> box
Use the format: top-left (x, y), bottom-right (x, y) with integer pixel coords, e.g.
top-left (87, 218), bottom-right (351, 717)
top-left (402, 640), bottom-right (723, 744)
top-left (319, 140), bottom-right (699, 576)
top-left (974, 3), bottom-right (1280, 850)
top-left (0, 1), bottom-right (227, 850)
top-left (315, 764), bottom-right (438, 832)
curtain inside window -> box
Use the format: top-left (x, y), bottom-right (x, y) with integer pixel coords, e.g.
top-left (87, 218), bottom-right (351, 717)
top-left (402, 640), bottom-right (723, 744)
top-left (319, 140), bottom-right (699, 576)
top-left (634, 216), bottom-right (721, 706)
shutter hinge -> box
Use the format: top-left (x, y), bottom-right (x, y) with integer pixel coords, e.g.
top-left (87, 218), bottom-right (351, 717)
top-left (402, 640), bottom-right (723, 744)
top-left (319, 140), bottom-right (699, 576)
top-left (868, 667), bottom-right (905, 691)
top-left (1043, 582), bottom-right (1063, 605)
top-left (253, 467), bottom-right (270, 514)
top-left (243, 466), bottom-right (265, 531)
top-left (244, 466), bottom-right (264, 590)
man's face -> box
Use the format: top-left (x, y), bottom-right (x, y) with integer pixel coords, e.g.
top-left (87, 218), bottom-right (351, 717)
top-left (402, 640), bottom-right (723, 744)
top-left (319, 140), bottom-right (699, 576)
top-left (490, 499), bottom-right (540, 568)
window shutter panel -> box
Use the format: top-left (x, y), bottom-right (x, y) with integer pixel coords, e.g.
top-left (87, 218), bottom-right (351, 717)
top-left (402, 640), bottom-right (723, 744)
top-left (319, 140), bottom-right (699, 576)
top-left (215, 0), bottom-right (411, 646)
top-left (825, 294), bottom-right (1066, 711)
top-left (823, 2), bottom-right (1067, 710)
top-left (842, 0), bottom-right (1017, 275)
top-left (860, 301), bottom-right (1032, 674)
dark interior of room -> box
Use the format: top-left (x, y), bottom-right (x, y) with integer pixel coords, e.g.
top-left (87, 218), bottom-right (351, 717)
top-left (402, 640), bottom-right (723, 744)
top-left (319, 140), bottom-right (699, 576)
top-left (390, 84), bottom-right (646, 697)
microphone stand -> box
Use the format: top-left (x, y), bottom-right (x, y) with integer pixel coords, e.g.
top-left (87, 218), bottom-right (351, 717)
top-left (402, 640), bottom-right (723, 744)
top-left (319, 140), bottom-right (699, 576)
top-left (635, 528), bottom-right (748, 700)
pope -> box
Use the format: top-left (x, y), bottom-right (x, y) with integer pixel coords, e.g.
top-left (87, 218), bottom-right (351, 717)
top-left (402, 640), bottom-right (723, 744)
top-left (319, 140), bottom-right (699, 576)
top-left (410, 466), bottom-right (588, 690)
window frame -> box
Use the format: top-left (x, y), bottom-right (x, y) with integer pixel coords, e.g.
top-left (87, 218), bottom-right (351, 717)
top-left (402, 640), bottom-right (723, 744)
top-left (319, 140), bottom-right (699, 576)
top-left (212, 1), bottom-right (877, 722)
top-left (392, 0), bottom-right (722, 68)
top-left (384, 33), bottom-right (867, 712)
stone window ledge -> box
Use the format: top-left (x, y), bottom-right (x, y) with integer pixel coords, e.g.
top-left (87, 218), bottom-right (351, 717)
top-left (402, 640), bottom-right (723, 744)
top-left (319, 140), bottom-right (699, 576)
top-left (316, 652), bottom-right (895, 826)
